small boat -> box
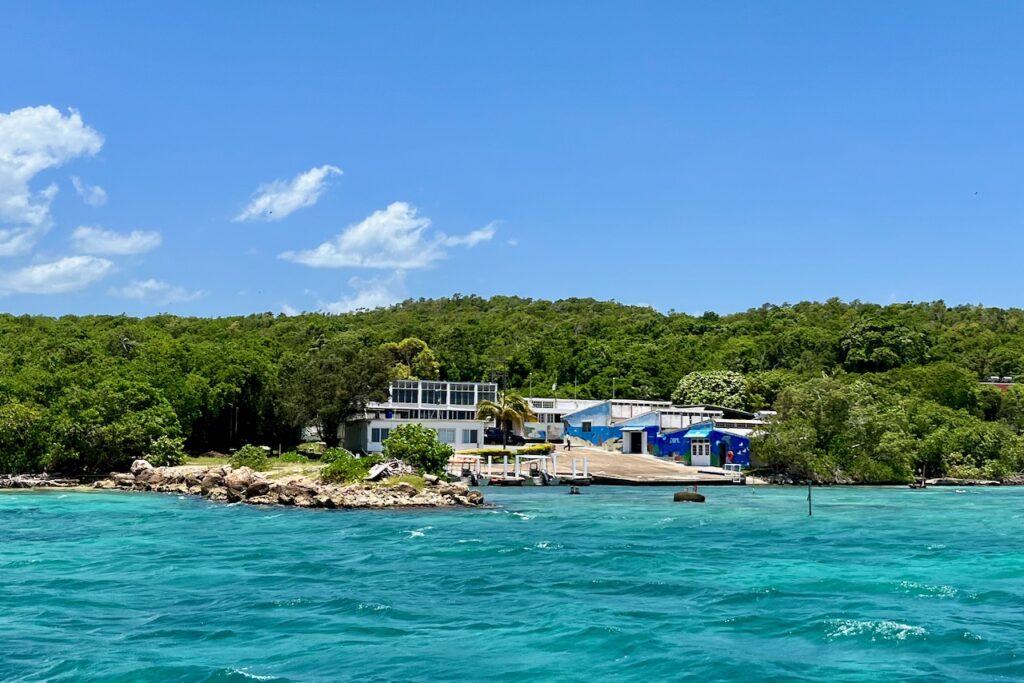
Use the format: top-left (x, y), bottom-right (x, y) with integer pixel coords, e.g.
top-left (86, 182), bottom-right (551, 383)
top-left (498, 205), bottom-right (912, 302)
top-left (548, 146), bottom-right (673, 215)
top-left (909, 467), bottom-right (928, 489)
top-left (561, 476), bottom-right (592, 487)
top-left (489, 476), bottom-right (524, 487)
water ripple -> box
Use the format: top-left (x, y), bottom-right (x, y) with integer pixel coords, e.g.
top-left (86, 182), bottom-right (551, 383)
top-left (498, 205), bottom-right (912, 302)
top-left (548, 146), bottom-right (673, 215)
top-left (3, 486), bottom-right (1024, 681)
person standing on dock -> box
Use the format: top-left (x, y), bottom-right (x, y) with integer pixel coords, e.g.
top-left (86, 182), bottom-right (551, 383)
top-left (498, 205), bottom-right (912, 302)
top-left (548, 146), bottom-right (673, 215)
top-left (564, 438), bottom-right (572, 452)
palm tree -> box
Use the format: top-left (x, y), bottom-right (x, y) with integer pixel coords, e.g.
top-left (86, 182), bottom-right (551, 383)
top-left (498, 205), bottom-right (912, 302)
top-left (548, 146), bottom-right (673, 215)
top-left (476, 391), bottom-right (537, 448)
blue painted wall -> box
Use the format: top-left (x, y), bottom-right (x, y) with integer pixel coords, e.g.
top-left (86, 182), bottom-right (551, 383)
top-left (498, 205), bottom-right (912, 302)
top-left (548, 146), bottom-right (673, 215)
top-left (563, 402), bottom-right (617, 445)
top-left (648, 422), bottom-right (751, 467)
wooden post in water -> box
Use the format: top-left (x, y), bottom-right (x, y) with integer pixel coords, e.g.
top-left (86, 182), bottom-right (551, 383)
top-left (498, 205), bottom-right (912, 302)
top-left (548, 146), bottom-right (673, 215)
top-left (807, 480), bottom-right (813, 516)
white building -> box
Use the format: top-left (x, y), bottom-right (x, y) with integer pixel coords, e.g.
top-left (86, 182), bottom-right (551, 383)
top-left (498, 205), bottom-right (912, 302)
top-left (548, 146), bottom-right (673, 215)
top-left (341, 379), bottom-right (496, 453)
top-left (522, 397), bottom-right (604, 441)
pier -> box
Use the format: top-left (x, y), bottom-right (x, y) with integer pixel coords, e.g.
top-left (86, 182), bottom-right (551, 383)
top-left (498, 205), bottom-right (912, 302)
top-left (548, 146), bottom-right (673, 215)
top-left (450, 446), bottom-right (748, 486)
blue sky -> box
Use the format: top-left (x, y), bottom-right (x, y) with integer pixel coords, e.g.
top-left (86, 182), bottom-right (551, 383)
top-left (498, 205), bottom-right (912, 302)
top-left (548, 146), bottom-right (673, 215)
top-left (1, 2), bottom-right (1022, 317)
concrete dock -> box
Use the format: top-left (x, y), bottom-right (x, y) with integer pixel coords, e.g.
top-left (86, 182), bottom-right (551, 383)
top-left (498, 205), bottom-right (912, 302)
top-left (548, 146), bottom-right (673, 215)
top-left (551, 447), bottom-right (745, 486)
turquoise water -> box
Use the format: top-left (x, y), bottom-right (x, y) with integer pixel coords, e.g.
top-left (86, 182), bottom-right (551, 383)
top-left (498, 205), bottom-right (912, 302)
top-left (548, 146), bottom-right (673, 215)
top-left (2, 487), bottom-right (1024, 682)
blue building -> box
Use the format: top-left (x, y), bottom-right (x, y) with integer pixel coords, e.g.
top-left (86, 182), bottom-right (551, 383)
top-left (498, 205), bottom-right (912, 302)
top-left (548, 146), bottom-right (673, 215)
top-left (563, 400), bottom-right (760, 460)
top-left (562, 399), bottom-right (674, 446)
top-left (653, 420), bottom-right (752, 468)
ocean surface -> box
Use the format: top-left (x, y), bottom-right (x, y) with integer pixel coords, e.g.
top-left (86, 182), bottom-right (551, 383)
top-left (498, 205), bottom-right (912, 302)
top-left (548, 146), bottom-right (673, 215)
top-left (2, 486), bottom-right (1024, 682)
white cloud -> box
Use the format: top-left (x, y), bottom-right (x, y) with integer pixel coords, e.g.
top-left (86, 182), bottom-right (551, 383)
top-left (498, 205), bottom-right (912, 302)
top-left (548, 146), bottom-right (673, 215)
top-left (234, 164), bottom-right (342, 222)
top-left (71, 176), bottom-right (107, 206)
top-left (0, 106), bottom-right (104, 254)
top-left (280, 201), bottom-right (496, 269)
top-left (506, 238), bottom-right (519, 247)
top-left (280, 303), bottom-right (300, 317)
top-left (71, 225), bottom-right (162, 255)
top-left (319, 271), bottom-right (406, 314)
top-left (441, 221), bottom-right (496, 247)
top-left (0, 255), bottom-right (113, 295)
top-left (108, 279), bottom-right (204, 305)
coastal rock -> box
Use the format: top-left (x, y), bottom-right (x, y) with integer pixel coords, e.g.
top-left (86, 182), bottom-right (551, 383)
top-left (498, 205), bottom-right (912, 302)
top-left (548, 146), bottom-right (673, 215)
top-left (43, 462), bottom-right (486, 510)
top-left (926, 478), bottom-right (1001, 487)
top-left (391, 482), bottom-right (420, 497)
top-left (245, 480), bottom-right (271, 498)
top-left (200, 472), bottom-right (225, 494)
top-left (673, 491), bottom-right (706, 503)
top-left (112, 473), bottom-right (135, 487)
top-left (225, 467), bottom-right (255, 492)
top-left (130, 459), bottom-right (154, 476)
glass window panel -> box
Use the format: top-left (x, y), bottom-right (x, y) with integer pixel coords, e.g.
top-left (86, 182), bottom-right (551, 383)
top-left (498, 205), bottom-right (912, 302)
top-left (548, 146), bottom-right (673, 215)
top-left (393, 380), bottom-right (419, 404)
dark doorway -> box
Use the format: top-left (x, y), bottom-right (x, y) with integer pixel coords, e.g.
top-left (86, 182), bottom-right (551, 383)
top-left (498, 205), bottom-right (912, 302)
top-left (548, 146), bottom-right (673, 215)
top-left (718, 441), bottom-right (728, 467)
top-left (629, 432), bottom-right (643, 453)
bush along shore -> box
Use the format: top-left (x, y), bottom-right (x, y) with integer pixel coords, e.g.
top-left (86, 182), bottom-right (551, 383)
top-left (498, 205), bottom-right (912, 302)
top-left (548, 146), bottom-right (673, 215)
top-left (85, 460), bottom-right (486, 509)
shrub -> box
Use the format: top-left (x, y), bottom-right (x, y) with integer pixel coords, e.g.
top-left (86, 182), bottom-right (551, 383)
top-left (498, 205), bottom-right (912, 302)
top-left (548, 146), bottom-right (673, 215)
top-left (277, 451), bottom-right (309, 463)
top-left (145, 435), bottom-right (187, 467)
top-left (319, 451), bottom-right (381, 484)
top-left (297, 442), bottom-right (326, 457)
top-left (230, 444), bottom-right (269, 470)
top-left (382, 423), bottom-right (453, 475)
top-left (322, 447), bottom-right (355, 464)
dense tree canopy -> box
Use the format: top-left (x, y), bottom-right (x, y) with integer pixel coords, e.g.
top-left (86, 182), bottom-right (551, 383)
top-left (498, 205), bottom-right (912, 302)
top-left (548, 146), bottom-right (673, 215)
top-left (2, 296), bottom-right (1024, 478)
top-left (671, 371), bottom-right (748, 408)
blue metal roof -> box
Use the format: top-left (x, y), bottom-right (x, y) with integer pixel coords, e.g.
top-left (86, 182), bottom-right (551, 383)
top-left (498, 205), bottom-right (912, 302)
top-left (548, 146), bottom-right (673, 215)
top-left (684, 427), bottom-right (712, 439)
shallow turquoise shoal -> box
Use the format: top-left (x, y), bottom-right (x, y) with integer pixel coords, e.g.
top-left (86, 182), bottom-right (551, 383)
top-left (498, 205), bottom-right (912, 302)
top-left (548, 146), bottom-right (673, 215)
top-left (2, 486), bottom-right (1023, 682)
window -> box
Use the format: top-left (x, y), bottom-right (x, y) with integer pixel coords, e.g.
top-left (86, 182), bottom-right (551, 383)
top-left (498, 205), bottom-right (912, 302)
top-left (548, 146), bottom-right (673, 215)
top-left (691, 439), bottom-right (711, 457)
top-left (478, 384), bottom-right (497, 404)
top-left (422, 381), bottom-right (447, 405)
top-left (393, 381), bottom-right (419, 404)
top-left (371, 427), bottom-right (392, 443)
top-left (436, 428), bottom-right (456, 444)
top-left (462, 429), bottom-right (478, 443)
top-left (451, 383), bottom-right (476, 406)
top-left (582, 421), bottom-right (593, 433)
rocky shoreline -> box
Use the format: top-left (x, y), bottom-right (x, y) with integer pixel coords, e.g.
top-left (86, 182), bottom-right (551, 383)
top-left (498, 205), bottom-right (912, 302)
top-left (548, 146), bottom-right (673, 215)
top-left (6, 460), bottom-right (486, 509)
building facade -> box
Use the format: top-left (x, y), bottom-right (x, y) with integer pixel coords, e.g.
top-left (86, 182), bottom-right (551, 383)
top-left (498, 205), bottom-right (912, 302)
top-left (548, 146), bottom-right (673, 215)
top-left (341, 379), bottom-right (496, 453)
top-left (562, 400), bottom-right (749, 447)
top-left (522, 397), bottom-right (604, 442)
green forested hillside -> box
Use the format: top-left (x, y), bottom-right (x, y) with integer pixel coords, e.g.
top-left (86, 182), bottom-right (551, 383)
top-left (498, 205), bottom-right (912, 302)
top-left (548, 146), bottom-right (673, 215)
top-left (4, 296), bottom-right (1024, 480)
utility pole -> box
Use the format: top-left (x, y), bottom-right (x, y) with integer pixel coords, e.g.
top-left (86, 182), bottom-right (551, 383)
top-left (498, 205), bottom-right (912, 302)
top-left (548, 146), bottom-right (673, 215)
top-left (807, 480), bottom-right (813, 516)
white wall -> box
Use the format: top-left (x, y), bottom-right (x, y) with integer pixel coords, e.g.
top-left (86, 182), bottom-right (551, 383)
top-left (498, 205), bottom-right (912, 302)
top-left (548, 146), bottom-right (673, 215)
top-left (361, 419), bottom-right (488, 453)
